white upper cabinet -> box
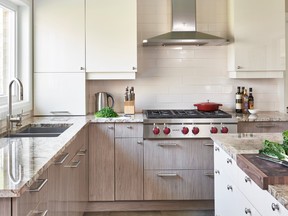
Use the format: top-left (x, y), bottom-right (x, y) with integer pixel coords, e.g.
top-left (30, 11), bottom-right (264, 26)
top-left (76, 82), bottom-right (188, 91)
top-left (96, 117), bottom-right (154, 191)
top-left (86, 0), bottom-right (137, 80)
top-left (227, 0), bottom-right (286, 78)
top-left (34, 0), bottom-right (85, 73)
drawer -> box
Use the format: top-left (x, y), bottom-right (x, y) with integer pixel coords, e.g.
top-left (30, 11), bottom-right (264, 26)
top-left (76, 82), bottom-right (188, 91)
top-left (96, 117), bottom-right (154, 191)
top-left (144, 169), bottom-right (214, 200)
top-left (115, 123), bottom-right (143, 138)
top-left (237, 167), bottom-right (288, 216)
top-left (144, 139), bottom-right (214, 170)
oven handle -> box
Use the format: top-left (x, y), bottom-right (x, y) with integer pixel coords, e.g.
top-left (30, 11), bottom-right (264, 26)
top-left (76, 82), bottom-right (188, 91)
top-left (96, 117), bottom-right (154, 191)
top-left (158, 143), bottom-right (178, 147)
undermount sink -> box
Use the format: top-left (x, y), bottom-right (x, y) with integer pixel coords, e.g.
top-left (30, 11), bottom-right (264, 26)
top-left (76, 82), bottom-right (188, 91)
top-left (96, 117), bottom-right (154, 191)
top-left (5, 124), bottom-right (72, 138)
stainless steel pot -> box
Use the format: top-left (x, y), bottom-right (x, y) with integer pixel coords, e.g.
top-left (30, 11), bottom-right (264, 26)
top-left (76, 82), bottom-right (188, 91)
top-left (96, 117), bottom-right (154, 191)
top-left (95, 92), bottom-right (114, 112)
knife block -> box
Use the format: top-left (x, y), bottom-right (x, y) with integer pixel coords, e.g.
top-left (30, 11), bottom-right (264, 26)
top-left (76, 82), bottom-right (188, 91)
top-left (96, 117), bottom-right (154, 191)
top-left (124, 100), bottom-right (135, 115)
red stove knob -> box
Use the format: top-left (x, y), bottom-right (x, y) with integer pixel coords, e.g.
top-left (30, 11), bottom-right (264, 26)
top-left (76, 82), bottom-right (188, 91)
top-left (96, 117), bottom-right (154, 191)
top-left (153, 127), bottom-right (160, 135)
top-left (221, 126), bottom-right (229, 134)
top-left (182, 127), bottom-right (189, 135)
top-left (192, 127), bottom-right (200, 135)
top-left (210, 127), bottom-right (218, 134)
top-left (163, 127), bottom-right (171, 135)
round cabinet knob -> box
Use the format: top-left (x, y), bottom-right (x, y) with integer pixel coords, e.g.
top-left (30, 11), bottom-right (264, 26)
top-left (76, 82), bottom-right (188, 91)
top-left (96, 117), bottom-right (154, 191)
top-left (182, 127), bottom-right (189, 135)
top-left (163, 127), bottom-right (171, 135)
top-left (192, 127), bottom-right (200, 135)
top-left (221, 126), bottom-right (229, 133)
top-left (153, 127), bottom-right (160, 135)
top-left (210, 127), bottom-right (218, 134)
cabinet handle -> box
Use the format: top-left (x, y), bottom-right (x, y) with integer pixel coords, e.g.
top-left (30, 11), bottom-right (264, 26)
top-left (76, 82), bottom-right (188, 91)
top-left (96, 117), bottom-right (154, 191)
top-left (132, 66), bottom-right (137, 70)
top-left (54, 153), bottom-right (69, 165)
top-left (215, 170), bottom-right (220, 175)
top-left (158, 143), bottom-right (178, 147)
top-left (137, 141), bottom-right (142, 144)
top-left (244, 208), bottom-right (251, 214)
top-left (204, 143), bottom-right (214, 147)
top-left (80, 67), bottom-right (85, 70)
top-left (28, 210), bottom-right (48, 216)
top-left (226, 158), bottom-right (232, 164)
top-left (244, 176), bottom-right (251, 183)
top-left (108, 126), bottom-right (114, 129)
top-left (227, 185), bottom-right (233, 191)
top-left (271, 203), bottom-right (280, 211)
top-left (237, 66), bottom-right (242, 69)
top-left (255, 124), bottom-right (275, 128)
top-left (64, 160), bottom-right (80, 168)
top-left (204, 172), bottom-right (214, 177)
top-left (215, 147), bottom-right (220, 151)
top-left (77, 149), bottom-right (87, 156)
top-left (126, 126), bottom-right (133, 129)
top-left (157, 173), bottom-right (178, 177)
top-left (28, 179), bottom-right (48, 192)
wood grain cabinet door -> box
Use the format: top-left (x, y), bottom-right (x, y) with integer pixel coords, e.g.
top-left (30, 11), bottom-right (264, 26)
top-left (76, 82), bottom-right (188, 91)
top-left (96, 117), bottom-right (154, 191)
top-left (237, 122), bottom-right (288, 133)
top-left (115, 138), bottom-right (143, 200)
top-left (89, 123), bottom-right (115, 201)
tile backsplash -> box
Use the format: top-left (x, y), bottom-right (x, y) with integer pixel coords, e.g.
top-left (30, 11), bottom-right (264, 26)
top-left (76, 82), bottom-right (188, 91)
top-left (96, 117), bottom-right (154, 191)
top-left (87, 0), bottom-right (285, 114)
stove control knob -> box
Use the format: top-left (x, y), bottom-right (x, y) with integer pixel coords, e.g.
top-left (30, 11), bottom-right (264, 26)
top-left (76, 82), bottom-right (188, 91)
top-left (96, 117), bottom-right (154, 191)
top-left (182, 127), bottom-right (189, 135)
top-left (192, 127), bottom-right (200, 135)
top-left (210, 127), bottom-right (218, 134)
top-left (163, 127), bottom-right (171, 135)
top-left (221, 126), bottom-right (229, 134)
top-left (153, 127), bottom-right (160, 135)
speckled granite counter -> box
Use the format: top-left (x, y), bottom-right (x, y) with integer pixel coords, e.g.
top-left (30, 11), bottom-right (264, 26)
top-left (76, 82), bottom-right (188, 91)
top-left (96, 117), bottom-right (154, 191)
top-left (0, 116), bottom-right (90, 197)
top-left (211, 133), bottom-right (288, 210)
top-left (233, 111), bottom-right (288, 122)
top-left (90, 113), bottom-right (144, 123)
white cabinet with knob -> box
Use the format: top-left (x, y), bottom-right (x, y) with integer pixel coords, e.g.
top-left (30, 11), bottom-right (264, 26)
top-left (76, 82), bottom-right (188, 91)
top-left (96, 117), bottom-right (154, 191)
top-left (227, 0), bottom-right (286, 78)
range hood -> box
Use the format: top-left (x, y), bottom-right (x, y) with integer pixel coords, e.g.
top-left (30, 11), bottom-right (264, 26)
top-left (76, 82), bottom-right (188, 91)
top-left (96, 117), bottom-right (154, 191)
top-left (143, 0), bottom-right (229, 46)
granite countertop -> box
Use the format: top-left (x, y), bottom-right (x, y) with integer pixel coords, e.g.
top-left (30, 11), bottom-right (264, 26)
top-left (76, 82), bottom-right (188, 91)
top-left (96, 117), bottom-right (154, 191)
top-left (0, 116), bottom-right (90, 197)
top-left (211, 133), bottom-right (288, 210)
top-left (233, 111), bottom-right (288, 122)
top-left (89, 113), bottom-right (144, 123)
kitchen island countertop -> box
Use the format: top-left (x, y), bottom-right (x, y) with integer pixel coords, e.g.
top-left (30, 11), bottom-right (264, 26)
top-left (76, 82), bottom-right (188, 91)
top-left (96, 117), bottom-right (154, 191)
top-left (211, 132), bottom-right (288, 210)
top-left (233, 111), bottom-right (288, 122)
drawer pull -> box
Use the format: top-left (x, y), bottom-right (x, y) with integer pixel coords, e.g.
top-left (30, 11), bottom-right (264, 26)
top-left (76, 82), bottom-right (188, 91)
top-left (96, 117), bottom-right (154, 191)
top-left (226, 158), bottom-right (232, 164)
top-left (64, 160), bottom-right (80, 168)
top-left (28, 179), bottom-right (48, 192)
top-left (271, 203), bottom-right (280, 211)
top-left (126, 126), bottom-right (133, 129)
top-left (204, 172), bottom-right (214, 177)
top-left (28, 210), bottom-right (48, 216)
top-left (158, 143), bottom-right (178, 147)
top-left (215, 147), bottom-right (220, 151)
top-left (215, 170), bottom-right (220, 175)
top-left (108, 126), bottom-right (114, 129)
top-left (54, 153), bottom-right (69, 165)
top-left (204, 143), bottom-right (214, 147)
top-left (137, 141), bottom-right (142, 144)
top-left (244, 176), bottom-right (251, 183)
top-left (77, 149), bottom-right (87, 156)
top-left (244, 208), bottom-right (251, 214)
top-left (255, 124), bottom-right (275, 128)
top-left (157, 173), bottom-right (178, 177)
top-left (227, 185), bottom-right (233, 191)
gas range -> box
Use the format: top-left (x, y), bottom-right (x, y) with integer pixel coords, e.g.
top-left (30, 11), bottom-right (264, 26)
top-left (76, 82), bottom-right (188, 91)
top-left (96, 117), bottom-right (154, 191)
top-left (143, 109), bottom-right (237, 139)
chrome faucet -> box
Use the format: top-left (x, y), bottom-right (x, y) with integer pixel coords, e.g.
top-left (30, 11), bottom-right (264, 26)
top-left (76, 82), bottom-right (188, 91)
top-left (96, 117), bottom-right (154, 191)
top-left (6, 78), bottom-right (24, 133)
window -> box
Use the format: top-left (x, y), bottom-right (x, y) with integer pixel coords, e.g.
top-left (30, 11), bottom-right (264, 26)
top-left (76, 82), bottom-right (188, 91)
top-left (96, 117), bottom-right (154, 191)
top-left (0, 0), bottom-right (32, 118)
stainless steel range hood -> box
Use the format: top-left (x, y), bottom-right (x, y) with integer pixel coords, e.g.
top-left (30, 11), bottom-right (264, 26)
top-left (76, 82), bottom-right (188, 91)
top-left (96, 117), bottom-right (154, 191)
top-left (143, 0), bottom-right (229, 46)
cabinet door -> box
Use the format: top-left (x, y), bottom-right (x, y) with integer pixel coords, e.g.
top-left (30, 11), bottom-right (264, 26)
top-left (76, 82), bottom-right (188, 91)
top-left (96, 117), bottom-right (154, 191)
top-left (33, 0), bottom-right (85, 72)
top-left (86, 0), bottom-right (137, 78)
top-left (34, 73), bottom-right (86, 115)
top-left (89, 123), bottom-right (115, 201)
top-left (237, 122), bottom-right (288, 133)
top-left (115, 138), bottom-right (143, 200)
top-left (228, 0), bottom-right (285, 73)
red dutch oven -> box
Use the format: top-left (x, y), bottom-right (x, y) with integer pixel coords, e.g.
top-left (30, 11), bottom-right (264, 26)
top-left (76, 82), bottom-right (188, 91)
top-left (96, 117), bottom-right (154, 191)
top-left (194, 101), bottom-right (222, 112)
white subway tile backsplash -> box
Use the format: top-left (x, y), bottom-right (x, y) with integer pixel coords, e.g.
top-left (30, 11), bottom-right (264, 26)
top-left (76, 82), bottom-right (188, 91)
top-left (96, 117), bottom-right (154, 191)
top-left (86, 0), bottom-right (284, 113)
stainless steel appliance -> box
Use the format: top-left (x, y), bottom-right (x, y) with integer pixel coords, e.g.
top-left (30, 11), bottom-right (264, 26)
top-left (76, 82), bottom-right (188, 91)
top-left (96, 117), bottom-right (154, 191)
top-left (95, 92), bottom-right (114, 112)
top-left (143, 109), bottom-right (237, 139)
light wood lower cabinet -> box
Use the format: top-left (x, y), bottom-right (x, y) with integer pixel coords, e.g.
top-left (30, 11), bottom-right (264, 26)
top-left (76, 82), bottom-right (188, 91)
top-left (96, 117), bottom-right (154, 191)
top-left (237, 121), bottom-right (288, 133)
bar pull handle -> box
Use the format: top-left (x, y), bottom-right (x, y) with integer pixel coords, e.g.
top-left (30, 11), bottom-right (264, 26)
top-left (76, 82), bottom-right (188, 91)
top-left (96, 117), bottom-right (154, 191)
top-left (204, 143), bottom-right (214, 147)
top-left (126, 125), bottom-right (133, 129)
top-left (158, 143), bottom-right (178, 147)
top-left (77, 149), bottom-right (87, 156)
top-left (255, 124), bottom-right (275, 128)
top-left (54, 153), bottom-right (69, 165)
top-left (204, 172), bottom-right (214, 177)
top-left (157, 173), bottom-right (178, 177)
top-left (64, 160), bottom-right (80, 168)
top-left (108, 126), bottom-right (114, 129)
top-left (27, 179), bottom-right (48, 192)
top-left (28, 210), bottom-right (48, 216)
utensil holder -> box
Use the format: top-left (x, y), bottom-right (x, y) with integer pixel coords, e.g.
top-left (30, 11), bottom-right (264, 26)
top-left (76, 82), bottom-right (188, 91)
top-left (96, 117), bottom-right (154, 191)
top-left (124, 100), bottom-right (135, 115)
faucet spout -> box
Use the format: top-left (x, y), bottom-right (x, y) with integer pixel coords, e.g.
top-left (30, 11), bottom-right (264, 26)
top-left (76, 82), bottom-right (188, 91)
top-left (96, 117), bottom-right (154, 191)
top-left (7, 78), bottom-right (24, 133)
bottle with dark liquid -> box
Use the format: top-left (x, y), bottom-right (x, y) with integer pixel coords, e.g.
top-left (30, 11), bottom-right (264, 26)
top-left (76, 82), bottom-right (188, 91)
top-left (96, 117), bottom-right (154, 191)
top-left (248, 88), bottom-right (254, 110)
top-left (235, 86), bottom-right (242, 113)
top-left (242, 89), bottom-right (249, 114)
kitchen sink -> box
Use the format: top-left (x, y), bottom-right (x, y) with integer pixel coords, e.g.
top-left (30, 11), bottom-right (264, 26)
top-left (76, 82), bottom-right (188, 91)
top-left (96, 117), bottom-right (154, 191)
top-left (4, 124), bottom-right (72, 138)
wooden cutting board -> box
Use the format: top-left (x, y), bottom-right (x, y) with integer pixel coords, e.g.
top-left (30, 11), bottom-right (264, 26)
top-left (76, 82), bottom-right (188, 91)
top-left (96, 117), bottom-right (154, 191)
top-left (237, 154), bottom-right (288, 189)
